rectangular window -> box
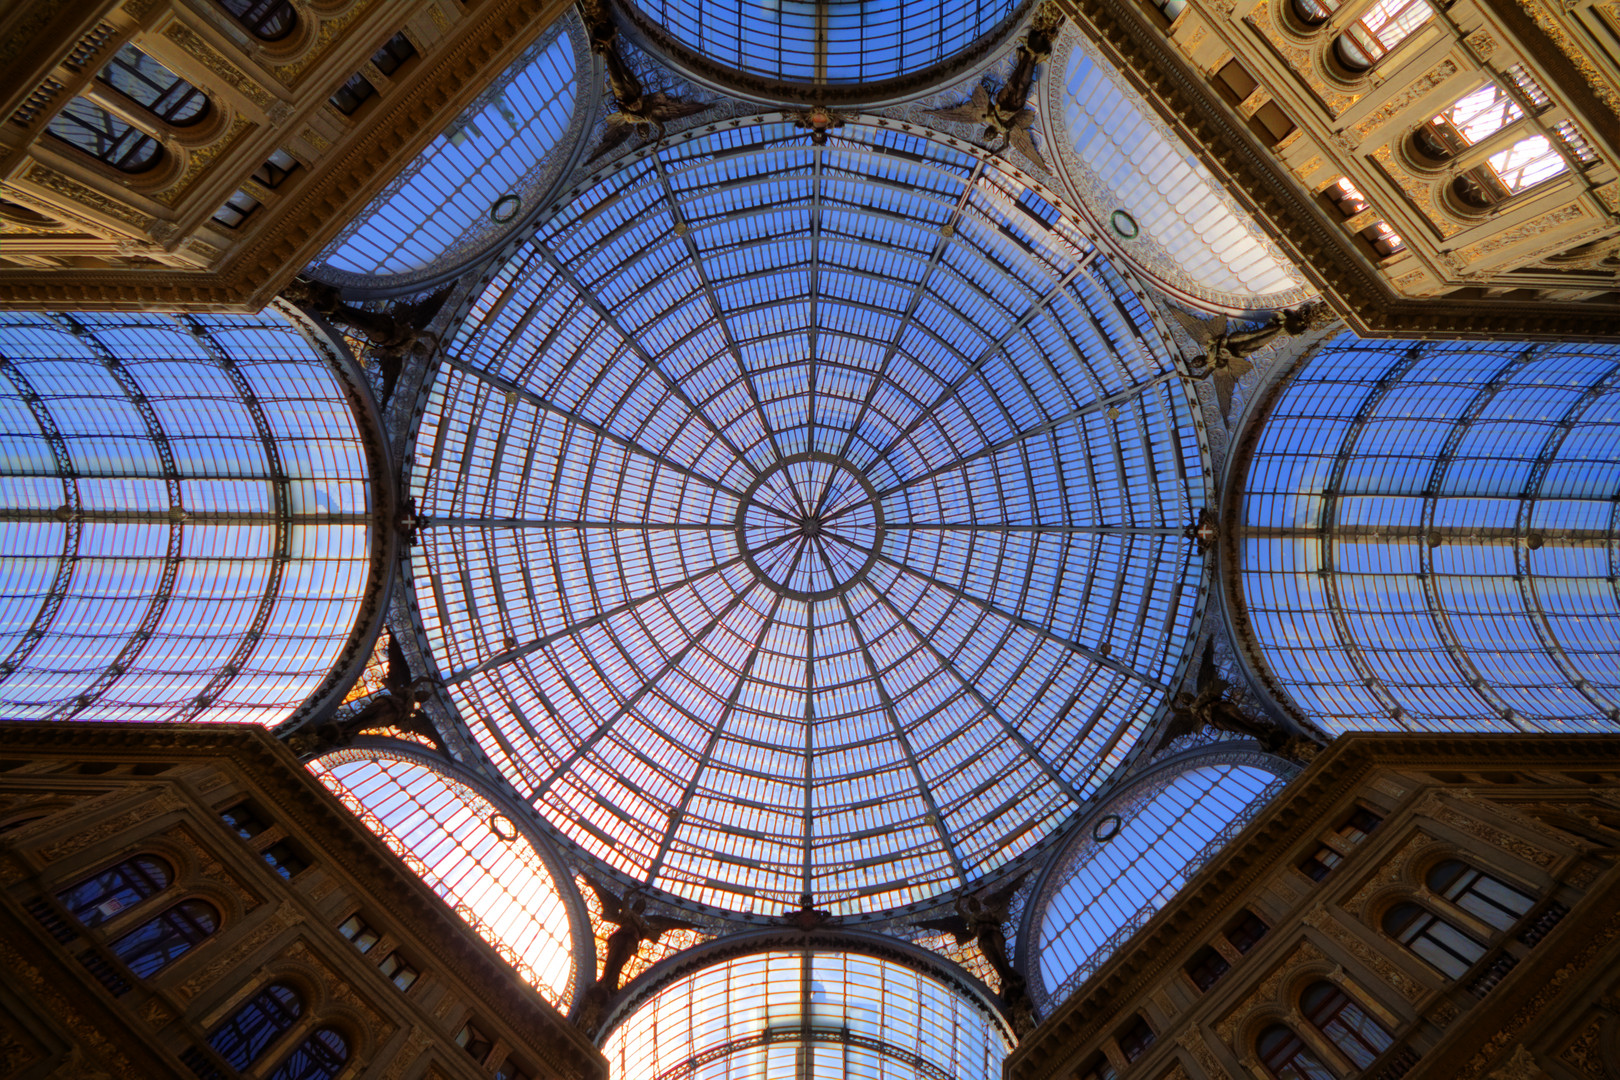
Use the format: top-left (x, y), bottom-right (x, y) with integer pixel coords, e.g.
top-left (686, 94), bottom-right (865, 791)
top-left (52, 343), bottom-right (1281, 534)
top-left (221, 803), bottom-right (268, 840)
top-left (1336, 807), bottom-right (1383, 844)
top-left (1226, 909), bottom-right (1269, 954)
top-left (455, 1022), bottom-right (492, 1061)
top-left (252, 148), bottom-right (300, 189)
top-left (211, 190), bottom-right (260, 229)
top-left (378, 950), bottom-right (419, 991)
top-left (1300, 845), bottom-right (1343, 881)
top-left (370, 31), bottom-right (417, 77)
top-left (1185, 945), bottom-right (1230, 991)
top-left (1075, 1052), bottom-right (1117, 1080)
top-left (338, 914), bottom-right (381, 953)
top-left (261, 841), bottom-right (308, 879)
top-left (1116, 1015), bottom-right (1155, 1063)
top-left (495, 1060), bottom-right (533, 1080)
top-left (329, 71), bottom-right (376, 115)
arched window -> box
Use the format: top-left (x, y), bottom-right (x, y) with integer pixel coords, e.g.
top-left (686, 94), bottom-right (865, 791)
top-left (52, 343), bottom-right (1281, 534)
top-left (1290, 0), bottom-right (1434, 70)
top-left (1301, 981), bottom-right (1393, 1067)
top-left (267, 1027), bottom-right (348, 1080)
top-left (97, 45), bottom-right (208, 125)
top-left (109, 899), bottom-right (218, 978)
top-left (1418, 82), bottom-right (1524, 161)
top-left (203, 983), bottom-right (303, 1069)
top-left (1381, 901), bottom-right (1484, 979)
top-left (1257, 1023), bottom-right (1334, 1080)
top-left (45, 98), bottom-right (161, 172)
top-left (1335, 0), bottom-right (1434, 70)
top-left (1426, 860), bottom-right (1535, 931)
top-left (57, 854), bottom-right (173, 927)
top-left (218, 0), bottom-right (297, 41)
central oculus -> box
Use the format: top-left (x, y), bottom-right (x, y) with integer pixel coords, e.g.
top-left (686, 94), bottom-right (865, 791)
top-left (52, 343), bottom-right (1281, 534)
top-left (736, 452), bottom-right (887, 601)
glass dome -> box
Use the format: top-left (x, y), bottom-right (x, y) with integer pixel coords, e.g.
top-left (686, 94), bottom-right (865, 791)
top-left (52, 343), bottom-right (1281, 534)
top-left (311, 748), bottom-right (578, 1008)
top-left (618, 0), bottom-right (1033, 101)
top-left (601, 950), bottom-right (1010, 1080)
top-left (1239, 334), bottom-right (1620, 732)
top-left (410, 119), bottom-right (1208, 916)
top-left (0, 311), bottom-right (373, 722)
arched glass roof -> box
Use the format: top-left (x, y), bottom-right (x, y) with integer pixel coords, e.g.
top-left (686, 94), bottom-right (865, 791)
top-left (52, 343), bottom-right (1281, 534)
top-left (411, 119), bottom-right (1208, 916)
top-left (620, 0), bottom-right (1030, 97)
top-left (310, 749), bottom-right (577, 1008)
top-left (1239, 334), bottom-right (1620, 732)
top-left (1046, 32), bottom-right (1311, 313)
top-left (602, 950), bottom-right (1010, 1080)
top-left (1030, 757), bottom-right (1286, 1011)
top-left (0, 311), bottom-right (372, 722)
top-left (308, 17), bottom-right (586, 289)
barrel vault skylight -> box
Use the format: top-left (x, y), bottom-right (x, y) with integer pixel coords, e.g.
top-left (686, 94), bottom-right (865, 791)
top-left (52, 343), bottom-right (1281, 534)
top-left (410, 118), bottom-right (1209, 918)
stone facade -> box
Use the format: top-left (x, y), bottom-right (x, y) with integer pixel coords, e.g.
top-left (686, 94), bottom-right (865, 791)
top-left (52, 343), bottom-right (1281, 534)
top-left (1007, 735), bottom-right (1620, 1080)
top-left (0, 722), bottom-right (604, 1080)
top-left (0, 0), bottom-right (572, 310)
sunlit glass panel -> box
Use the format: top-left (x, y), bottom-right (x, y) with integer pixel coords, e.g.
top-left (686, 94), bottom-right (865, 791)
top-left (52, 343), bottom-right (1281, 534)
top-left (0, 311), bottom-right (372, 723)
top-left (1239, 333), bottom-right (1620, 732)
top-left (412, 120), bottom-right (1208, 916)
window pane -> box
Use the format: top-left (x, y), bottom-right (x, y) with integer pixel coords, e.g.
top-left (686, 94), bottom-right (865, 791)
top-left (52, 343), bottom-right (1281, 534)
top-left (45, 98), bottom-right (160, 172)
top-left (58, 855), bottom-right (172, 927)
top-left (110, 899), bottom-right (218, 978)
top-left (209, 983), bottom-right (302, 1068)
top-left (98, 45), bottom-right (208, 125)
top-left (266, 1027), bottom-right (348, 1080)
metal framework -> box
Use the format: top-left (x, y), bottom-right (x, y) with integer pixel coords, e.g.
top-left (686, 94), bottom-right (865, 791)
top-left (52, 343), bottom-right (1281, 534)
top-left (617, 0), bottom-right (1034, 105)
top-left (308, 12), bottom-right (593, 292)
top-left (1237, 334), bottom-right (1620, 731)
top-left (1018, 746), bottom-right (1293, 1014)
top-left (601, 949), bottom-right (1011, 1080)
top-left (0, 311), bottom-right (374, 722)
top-left (310, 745), bottom-right (578, 1008)
top-left (409, 117), bottom-right (1208, 918)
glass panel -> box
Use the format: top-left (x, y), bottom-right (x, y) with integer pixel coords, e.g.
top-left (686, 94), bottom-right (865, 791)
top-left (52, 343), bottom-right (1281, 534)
top-left (218, 0), bottom-right (296, 41)
top-left (209, 983), bottom-right (302, 1069)
top-left (0, 311), bottom-right (373, 723)
top-left (98, 45), bottom-right (208, 125)
top-left (45, 98), bottom-right (160, 172)
top-left (266, 1027), bottom-right (348, 1080)
top-left (110, 899), bottom-right (218, 977)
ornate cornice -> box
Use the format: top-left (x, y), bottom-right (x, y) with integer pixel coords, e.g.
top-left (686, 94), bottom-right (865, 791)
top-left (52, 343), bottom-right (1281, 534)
top-left (1056, 0), bottom-right (1620, 340)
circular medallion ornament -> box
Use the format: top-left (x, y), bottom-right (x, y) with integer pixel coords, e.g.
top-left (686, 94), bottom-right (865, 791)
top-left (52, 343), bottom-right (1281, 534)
top-left (1111, 210), bottom-right (1139, 240)
top-left (490, 193), bottom-right (522, 224)
top-left (1092, 813), bottom-right (1123, 842)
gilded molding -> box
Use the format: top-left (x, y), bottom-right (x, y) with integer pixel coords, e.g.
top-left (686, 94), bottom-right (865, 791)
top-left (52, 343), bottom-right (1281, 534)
top-left (1371, 144), bottom-right (1464, 238)
top-left (151, 116), bottom-right (252, 207)
top-left (1302, 909), bottom-right (1425, 1001)
top-left (1247, 0), bottom-right (1361, 115)
top-left (161, 22), bottom-right (276, 110)
top-left (1511, 0), bottom-right (1620, 115)
top-left (1464, 27), bottom-right (1499, 61)
top-left (1351, 60), bottom-right (1458, 142)
top-left (1453, 204), bottom-right (1587, 264)
top-left (19, 164), bottom-right (149, 228)
top-left (272, 0), bottom-right (381, 86)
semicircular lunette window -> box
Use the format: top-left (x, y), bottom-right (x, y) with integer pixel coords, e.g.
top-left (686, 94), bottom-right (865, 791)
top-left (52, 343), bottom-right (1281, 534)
top-left (310, 750), bottom-right (576, 1008)
top-left (621, 0), bottom-right (1028, 94)
top-left (0, 311), bottom-right (372, 723)
top-left (1050, 32), bottom-right (1311, 313)
top-left (1239, 334), bottom-right (1620, 733)
top-left (307, 17), bottom-right (583, 288)
top-left (412, 120), bottom-right (1208, 917)
top-left (602, 951), bottom-right (1011, 1080)
top-left (1033, 759), bottom-right (1285, 1011)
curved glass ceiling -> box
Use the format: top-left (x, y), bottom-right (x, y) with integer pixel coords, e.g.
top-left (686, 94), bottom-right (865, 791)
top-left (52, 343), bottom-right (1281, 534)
top-left (309, 19), bottom-right (583, 287)
top-left (1031, 758), bottom-right (1284, 1011)
top-left (412, 119), bottom-right (1206, 916)
top-left (311, 749), bottom-right (576, 1008)
top-left (601, 951), bottom-right (1010, 1080)
top-left (1240, 334), bottom-right (1620, 731)
top-left (622, 0), bottom-right (1024, 88)
top-left (1051, 34), bottom-right (1310, 312)
top-left (0, 311), bottom-right (372, 722)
